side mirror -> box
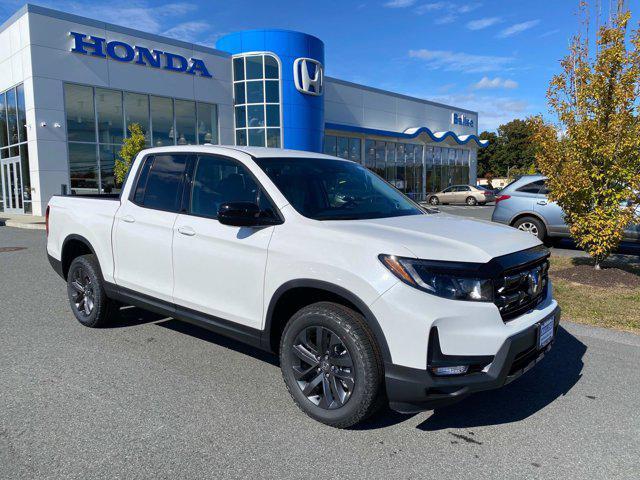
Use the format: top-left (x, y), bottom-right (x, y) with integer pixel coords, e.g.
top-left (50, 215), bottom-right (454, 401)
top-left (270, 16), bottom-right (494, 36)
top-left (218, 202), bottom-right (279, 227)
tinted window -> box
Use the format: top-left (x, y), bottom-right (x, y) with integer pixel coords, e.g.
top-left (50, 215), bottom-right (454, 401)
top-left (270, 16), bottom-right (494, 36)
top-left (190, 155), bottom-right (275, 219)
top-left (191, 156), bottom-right (256, 217)
top-left (517, 180), bottom-right (544, 194)
top-left (538, 181), bottom-right (550, 195)
top-left (254, 157), bottom-right (422, 221)
top-left (136, 154), bottom-right (187, 211)
top-left (133, 156), bottom-right (153, 203)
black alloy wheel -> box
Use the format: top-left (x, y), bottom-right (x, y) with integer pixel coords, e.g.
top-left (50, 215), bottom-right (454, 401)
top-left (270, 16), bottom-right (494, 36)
top-left (280, 302), bottom-right (384, 428)
top-left (70, 266), bottom-right (95, 317)
top-left (290, 326), bottom-right (355, 409)
top-left (66, 254), bottom-right (116, 328)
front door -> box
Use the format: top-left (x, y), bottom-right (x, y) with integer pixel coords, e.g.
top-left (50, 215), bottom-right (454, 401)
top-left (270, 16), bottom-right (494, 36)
top-left (172, 154), bottom-right (276, 329)
top-left (1, 156), bottom-right (24, 214)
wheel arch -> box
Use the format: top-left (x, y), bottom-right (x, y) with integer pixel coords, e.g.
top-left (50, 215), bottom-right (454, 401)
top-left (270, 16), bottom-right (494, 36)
top-left (60, 234), bottom-right (97, 280)
top-left (263, 279), bottom-right (392, 363)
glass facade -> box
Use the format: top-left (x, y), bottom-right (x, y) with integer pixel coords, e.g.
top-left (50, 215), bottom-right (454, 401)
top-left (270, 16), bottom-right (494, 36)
top-left (64, 83), bottom-right (219, 194)
top-left (0, 83), bottom-right (30, 213)
top-left (232, 54), bottom-right (282, 148)
top-left (325, 133), bottom-right (472, 202)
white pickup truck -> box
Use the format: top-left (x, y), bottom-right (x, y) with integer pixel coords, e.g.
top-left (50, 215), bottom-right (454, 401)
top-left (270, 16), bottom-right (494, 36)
top-left (46, 146), bottom-right (560, 428)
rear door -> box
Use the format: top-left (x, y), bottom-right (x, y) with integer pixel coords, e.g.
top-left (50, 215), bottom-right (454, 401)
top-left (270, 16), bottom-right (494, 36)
top-left (456, 186), bottom-right (471, 203)
top-left (172, 154), bottom-right (278, 329)
top-left (534, 180), bottom-right (567, 235)
top-left (113, 153), bottom-right (189, 301)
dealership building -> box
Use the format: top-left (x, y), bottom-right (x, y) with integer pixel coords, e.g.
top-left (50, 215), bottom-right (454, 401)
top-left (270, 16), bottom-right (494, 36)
top-left (0, 4), bottom-right (486, 216)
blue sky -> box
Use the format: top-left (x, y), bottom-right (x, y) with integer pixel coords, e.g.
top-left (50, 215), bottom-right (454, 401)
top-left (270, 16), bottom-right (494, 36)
top-left (1, 0), bottom-right (639, 131)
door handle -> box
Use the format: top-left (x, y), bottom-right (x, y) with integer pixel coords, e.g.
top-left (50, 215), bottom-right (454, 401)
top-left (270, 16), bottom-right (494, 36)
top-left (121, 215), bottom-right (135, 223)
top-left (537, 201), bottom-right (547, 206)
top-left (177, 226), bottom-right (196, 236)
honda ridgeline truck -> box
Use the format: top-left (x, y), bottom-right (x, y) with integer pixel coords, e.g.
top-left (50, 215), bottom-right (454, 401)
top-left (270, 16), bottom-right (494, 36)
top-left (46, 146), bottom-right (560, 428)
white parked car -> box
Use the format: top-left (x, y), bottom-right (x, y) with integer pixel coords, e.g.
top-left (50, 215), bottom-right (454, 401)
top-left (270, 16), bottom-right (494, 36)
top-left (46, 146), bottom-right (560, 428)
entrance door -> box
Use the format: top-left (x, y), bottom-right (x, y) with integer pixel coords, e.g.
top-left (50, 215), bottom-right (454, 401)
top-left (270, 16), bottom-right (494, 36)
top-left (1, 157), bottom-right (24, 214)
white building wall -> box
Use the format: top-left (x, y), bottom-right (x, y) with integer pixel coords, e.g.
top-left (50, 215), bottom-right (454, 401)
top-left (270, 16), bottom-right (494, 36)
top-left (6, 7), bottom-right (234, 215)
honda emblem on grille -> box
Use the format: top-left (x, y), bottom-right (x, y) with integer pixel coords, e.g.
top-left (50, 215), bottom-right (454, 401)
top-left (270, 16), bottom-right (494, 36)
top-left (527, 268), bottom-right (543, 296)
top-left (293, 58), bottom-right (324, 96)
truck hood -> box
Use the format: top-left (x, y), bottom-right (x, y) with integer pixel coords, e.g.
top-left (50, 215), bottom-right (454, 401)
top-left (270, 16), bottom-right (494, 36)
top-left (323, 213), bottom-right (541, 263)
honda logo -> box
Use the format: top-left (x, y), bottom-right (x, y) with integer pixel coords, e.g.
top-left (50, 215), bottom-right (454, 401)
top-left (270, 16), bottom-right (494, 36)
top-left (293, 58), bottom-right (324, 96)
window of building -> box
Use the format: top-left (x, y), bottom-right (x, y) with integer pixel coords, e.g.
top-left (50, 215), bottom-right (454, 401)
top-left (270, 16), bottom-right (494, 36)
top-left (232, 53), bottom-right (282, 148)
top-left (0, 84), bottom-right (30, 213)
top-left (64, 83), bottom-right (218, 195)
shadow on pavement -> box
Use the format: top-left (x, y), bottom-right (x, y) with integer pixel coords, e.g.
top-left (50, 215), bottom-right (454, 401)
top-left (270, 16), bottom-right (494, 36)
top-left (104, 305), bottom-right (168, 328)
top-left (155, 318), bottom-right (280, 367)
top-left (416, 326), bottom-right (586, 431)
top-left (553, 238), bottom-right (640, 257)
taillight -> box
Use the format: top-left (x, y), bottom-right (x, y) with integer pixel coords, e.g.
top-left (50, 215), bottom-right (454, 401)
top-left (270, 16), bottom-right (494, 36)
top-left (45, 206), bottom-right (50, 237)
top-left (483, 191), bottom-right (490, 196)
top-left (495, 194), bottom-right (511, 205)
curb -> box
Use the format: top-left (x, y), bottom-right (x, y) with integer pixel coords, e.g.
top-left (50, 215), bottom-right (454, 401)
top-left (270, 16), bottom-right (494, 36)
top-left (1, 220), bottom-right (46, 230)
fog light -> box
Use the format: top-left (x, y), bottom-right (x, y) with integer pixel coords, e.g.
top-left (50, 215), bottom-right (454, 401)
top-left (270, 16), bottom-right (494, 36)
top-left (430, 365), bottom-right (469, 376)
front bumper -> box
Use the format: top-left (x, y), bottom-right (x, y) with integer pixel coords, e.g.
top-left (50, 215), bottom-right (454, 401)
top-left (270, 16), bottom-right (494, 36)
top-left (385, 306), bottom-right (561, 413)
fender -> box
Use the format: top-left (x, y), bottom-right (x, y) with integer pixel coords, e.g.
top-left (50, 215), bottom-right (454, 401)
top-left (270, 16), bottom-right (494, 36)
top-left (262, 279), bottom-right (392, 363)
top-left (59, 234), bottom-right (98, 279)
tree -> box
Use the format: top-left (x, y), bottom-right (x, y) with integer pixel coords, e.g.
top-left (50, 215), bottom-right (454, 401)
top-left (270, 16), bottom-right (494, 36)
top-left (115, 124), bottom-right (147, 186)
top-left (477, 120), bottom-right (537, 177)
top-left (477, 131), bottom-right (498, 177)
top-left (531, 1), bottom-right (640, 268)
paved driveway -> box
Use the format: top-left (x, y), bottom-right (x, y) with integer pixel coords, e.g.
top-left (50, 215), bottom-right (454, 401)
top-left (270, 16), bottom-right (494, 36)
top-left (1, 227), bottom-right (639, 479)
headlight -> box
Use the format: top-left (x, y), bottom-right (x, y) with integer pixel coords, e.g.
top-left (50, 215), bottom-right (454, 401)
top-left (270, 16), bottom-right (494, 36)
top-left (379, 254), bottom-right (494, 302)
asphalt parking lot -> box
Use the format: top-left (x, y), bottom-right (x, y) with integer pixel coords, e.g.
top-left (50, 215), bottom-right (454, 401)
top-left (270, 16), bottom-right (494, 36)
top-left (1, 226), bottom-right (639, 479)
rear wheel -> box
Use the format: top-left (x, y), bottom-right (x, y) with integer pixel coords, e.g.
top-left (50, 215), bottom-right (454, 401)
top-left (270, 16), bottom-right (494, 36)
top-left (466, 196), bottom-right (478, 206)
top-left (67, 254), bottom-right (116, 328)
top-left (280, 302), bottom-right (383, 428)
top-left (513, 216), bottom-right (547, 241)
top-left (429, 196), bottom-right (440, 205)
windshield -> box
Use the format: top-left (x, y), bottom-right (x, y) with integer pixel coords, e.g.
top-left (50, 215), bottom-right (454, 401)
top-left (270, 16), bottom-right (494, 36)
top-left (254, 157), bottom-right (424, 221)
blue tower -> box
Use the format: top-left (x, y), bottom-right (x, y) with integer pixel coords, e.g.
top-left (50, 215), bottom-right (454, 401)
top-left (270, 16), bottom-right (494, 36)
top-left (217, 29), bottom-right (325, 153)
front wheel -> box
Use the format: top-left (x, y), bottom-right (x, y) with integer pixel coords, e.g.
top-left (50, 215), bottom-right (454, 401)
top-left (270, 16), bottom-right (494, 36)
top-left (280, 302), bottom-right (383, 428)
top-left (67, 254), bottom-right (116, 328)
top-left (429, 196), bottom-right (440, 205)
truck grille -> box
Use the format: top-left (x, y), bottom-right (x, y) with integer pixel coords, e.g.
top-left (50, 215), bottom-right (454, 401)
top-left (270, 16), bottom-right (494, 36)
top-left (495, 258), bottom-right (549, 321)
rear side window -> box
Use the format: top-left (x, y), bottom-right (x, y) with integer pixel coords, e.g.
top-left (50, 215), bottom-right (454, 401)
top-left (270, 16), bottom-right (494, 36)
top-left (516, 180), bottom-right (545, 194)
top-left (132, 154), bottom-right (188, 211)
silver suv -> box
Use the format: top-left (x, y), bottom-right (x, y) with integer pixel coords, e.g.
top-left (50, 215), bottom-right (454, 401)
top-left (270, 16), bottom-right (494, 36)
top-left (491, 174), bottom-right (639, 242)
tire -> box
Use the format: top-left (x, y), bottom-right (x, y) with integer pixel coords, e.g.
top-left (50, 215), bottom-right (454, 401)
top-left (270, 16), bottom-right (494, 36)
top-left (67, 254), bottom-right (116, 328)
top-left (429, 196), bottom-right (440, 205)
top-left (466, 196), bottom-right (478, 206)
top-left (513, 216), bottom-right (547, 241)
top-left (279, 302), bottom-right (384, 428)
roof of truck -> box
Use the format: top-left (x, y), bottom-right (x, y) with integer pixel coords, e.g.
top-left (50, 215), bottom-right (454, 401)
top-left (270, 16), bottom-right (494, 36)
top-left (138, 145), bottom-right (346, 161)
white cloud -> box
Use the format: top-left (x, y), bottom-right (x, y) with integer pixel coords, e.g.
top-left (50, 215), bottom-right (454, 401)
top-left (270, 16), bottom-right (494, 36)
top-left (466, 17), bottom-right (501, 30)
top-left (539, 29), bottom-right (560, 38)
top-left (164, 21), bottom-right (210, 42)
top-left (26, 1), bottom-right (199, 36)
top-left (415, 2), bottom-right (447, 14)
top-left (427, 93), bottom-right (531, 131)
top-left (458, 2), bottom-right (482, 13)
top-left (498, 20), bottom-right (540, 38)
top-left (383, 0), bottom-right (416, 7)
top-left (434, 13), bottom-right (457, 25)
top-left (473, 76), bottom-right (518, 89)
top-left (408, 49), bottom-right (514, 73)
